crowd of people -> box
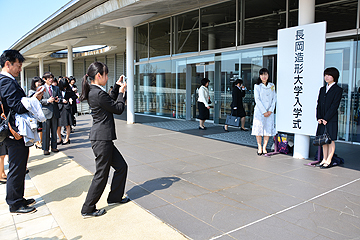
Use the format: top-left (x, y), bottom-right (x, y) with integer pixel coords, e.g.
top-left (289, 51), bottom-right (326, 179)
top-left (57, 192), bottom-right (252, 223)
top-left (0, 48), bottom-right (343, 219)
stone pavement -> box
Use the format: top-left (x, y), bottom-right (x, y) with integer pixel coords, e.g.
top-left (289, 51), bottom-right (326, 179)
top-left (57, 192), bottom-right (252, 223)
top-left (1, 113), bottom-right (360, 239)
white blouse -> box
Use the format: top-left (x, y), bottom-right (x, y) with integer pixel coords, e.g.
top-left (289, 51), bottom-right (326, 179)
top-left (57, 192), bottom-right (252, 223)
top-left (197, 85), bottom-right (210, 107)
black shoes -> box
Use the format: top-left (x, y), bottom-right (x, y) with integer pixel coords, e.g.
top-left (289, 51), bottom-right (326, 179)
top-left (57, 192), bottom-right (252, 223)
top-left (199, 126), bottom-right (207, 130)
top-left (223, 126), bottom-right (229, 132)
top-left (57, 140), bottom-right (63, 145)
top-left (108, 196), bottom-right (130, 206)
top-left (82, 208), bottom-right (106, 218)
top-left (320, 163), bottom-right (332, 169)
top-left (257, 151), bottom-right (263, 156)
top-left (240, 127), bottom-right (249, 131)
top-left (25, 198), bottom-right (36, 206)
top-left (51, 148), bottom-right (59, 152)
top-left (44, 150), bottom-right (50, 155)
top-left (62, 139), bottom-right (70, 145)
top-left (10, 205), bottom-right (37, 215)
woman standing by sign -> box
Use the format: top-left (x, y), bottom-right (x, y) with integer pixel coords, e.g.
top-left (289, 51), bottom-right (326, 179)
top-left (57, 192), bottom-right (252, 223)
top-left (316, 67), bottom-right (343, 168)
top-left (251, 68), bottom-right (277, 155)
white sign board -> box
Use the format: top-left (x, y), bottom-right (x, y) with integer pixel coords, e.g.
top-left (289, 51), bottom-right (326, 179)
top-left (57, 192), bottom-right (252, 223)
top-left (276, 22), bottom-right (326, 136)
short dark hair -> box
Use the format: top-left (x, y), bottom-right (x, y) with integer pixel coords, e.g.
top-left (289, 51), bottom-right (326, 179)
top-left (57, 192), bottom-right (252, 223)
top-left (234, 79), bottom-right (243, 86)
top-left (43, 72), bottom-right (54, 80)
top-left (30, 76), bottom-right (42, 91)
top-left (0, 50), bottom-right (25, 68)
top-left (256, 68), bottom-right (270, 85)
top-left (324, 67), bottom-right (339, 83)
top-left (69, 76), bottom-right (76, 83)
top-left (58, 78), bottom-right (70, 92)
top-left (200, 78), bottom-right (210, 86)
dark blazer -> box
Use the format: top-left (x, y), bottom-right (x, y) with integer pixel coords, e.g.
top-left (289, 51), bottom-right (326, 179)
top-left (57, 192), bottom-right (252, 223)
top-left (0, 74), bottom-right (28, 132)
top-left (88, 84), bottom-right (125, 141)
top-left (58, 90), bottom-right (77, 111)
top-left (230, 86), bottom-right (245, 109)
top-left (40, 84), bottom-right (61, 119)
top-left (316, 83), bottom-right (343, 122)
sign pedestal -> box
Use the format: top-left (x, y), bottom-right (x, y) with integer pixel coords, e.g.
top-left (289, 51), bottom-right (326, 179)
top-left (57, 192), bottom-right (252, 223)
top-left (293, 134), bottom-right (310, 159)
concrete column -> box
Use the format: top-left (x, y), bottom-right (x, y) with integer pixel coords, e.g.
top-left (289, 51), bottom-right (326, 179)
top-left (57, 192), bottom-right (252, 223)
top-left (293, 0), bottom-right (315, 159)
top-left (67, 44), bottom-right (73, 77)
top-left (39, 58), bottom-right (44, 78)
top-left (126, 26), bottom-right (135, 124)
top-left (20, 67), bottom-right (25, 91)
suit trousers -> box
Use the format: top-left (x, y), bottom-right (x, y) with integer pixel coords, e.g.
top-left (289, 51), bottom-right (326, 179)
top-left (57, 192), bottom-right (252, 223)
top-left (4, 138), bottom-right (29, 211)
top-left (81, 140), bottom-right (128, 213)
top-left (42, 116), bottom-right (58, 151)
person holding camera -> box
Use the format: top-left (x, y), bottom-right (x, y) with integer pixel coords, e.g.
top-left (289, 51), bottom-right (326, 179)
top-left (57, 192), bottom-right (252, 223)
top-left (41, 72), bottom-right (61, 155)
top-left (223, 79), bottom-right (248, 132)
top-left (79, 62), bottom-right (129, 218)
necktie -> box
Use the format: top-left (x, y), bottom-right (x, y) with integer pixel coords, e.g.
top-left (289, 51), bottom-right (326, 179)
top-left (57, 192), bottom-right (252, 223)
top-left (49, 86), bottom-right (52, 96)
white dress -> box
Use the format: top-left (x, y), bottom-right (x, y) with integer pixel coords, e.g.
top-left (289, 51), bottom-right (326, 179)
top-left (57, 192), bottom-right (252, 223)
top-left (251, 83), bottom-right (277, 136)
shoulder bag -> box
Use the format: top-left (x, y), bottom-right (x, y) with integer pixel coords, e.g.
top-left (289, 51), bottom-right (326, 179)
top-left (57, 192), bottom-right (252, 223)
top-left (0, 99), bottom-right (22, 141)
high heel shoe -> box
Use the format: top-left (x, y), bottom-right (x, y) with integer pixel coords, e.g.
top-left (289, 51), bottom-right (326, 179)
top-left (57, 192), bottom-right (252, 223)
top-left (57, 140), bottom-right (63, 145)
top-left (35, 144), bottom-right (42, 149)
top-left (223, 126), bottom-right (229, 132)
top-left (62, 139), bottom-right (70, 145)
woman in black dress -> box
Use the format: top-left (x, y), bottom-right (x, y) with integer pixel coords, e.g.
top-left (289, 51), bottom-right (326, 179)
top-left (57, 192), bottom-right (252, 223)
top-left (316, 67), bottom-right (343, 168)
top-left (79, 62), bottom-right (128, 218)
top-left (57, 79), bottom-right (77, 144)
top-left (223, 79), bottom-right (248, 132)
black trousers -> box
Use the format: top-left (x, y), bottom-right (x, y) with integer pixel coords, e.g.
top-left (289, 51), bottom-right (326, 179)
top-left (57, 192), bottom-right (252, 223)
top-left (42, 116), bottom-right (58, 151)
top-left (4, 137), bottom-right (29, 211)
top-left (81, 140), bottom-right (128, 213)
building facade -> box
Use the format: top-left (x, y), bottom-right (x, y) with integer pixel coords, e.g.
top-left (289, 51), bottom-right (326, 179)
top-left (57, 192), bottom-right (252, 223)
top-left (14, 0), bottom-right (360, 144)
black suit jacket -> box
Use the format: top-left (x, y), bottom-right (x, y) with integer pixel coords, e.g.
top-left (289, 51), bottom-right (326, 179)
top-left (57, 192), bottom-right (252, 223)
top-left (316, 83), bottom-right (343, 122)
top-left (88, 84), bottom-right (125, 141)
top-left (230, 86), bottom-right (245, 109)
top-left (0, 74), bottom-right (28, 133)
top-left (58, 90), bottom-right (77, 111)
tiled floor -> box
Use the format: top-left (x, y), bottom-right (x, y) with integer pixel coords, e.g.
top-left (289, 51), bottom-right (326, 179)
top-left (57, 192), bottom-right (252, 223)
top-left (0, 162), bottom-right (66, 240)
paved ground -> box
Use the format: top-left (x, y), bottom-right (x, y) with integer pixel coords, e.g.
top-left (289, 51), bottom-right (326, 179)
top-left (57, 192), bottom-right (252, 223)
top-left (1, 113), bottom-right (360, 239)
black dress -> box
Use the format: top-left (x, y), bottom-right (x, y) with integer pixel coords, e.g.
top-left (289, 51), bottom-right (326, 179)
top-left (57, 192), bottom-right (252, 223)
top-left (58, 90), bottom-right (77, 127)
top-left (316, 83), bottom-right (343, 140)
top-left (230, 86), bottom-right (246, 118)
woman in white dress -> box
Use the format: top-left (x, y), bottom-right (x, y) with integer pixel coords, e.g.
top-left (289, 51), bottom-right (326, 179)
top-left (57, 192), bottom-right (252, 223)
top-left (251, 68), bottom-right (276, 155)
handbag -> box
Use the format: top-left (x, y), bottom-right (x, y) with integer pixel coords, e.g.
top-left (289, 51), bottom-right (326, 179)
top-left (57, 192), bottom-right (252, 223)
top-left (225, 109), bottom-right (241, 127)
top-left (313, 125), bottom-right (332, 146)
top-left (0, 100), bottom-right (22, 141)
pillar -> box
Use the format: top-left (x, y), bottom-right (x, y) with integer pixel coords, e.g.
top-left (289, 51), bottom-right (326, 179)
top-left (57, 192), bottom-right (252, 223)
top-left (20, 67), bottom-right (25, 91)
top-left (67, 44), bottom-right (73, 77)
top-left (39, 57), bottom-right (44, 78)
top-left (126, 26), bottom-right (135, 124)
top-left (293, 0), bottom-right (315, 159)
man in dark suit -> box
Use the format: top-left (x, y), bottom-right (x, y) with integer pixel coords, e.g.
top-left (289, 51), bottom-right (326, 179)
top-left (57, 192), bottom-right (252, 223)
top-left (41, 72), bottom-right (61, 155)
top-left (0, 50), bottom-right (43, 214)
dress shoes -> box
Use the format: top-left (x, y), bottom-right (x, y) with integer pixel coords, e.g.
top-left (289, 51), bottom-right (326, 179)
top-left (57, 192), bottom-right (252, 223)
top-left (57, 140), bottom-right (63, 145)
top-left (62, 139), bottom-right (70, 145)
top-left (24, 198), bottom-right (36, 206)
top-left (44, 150), bottom-right (50, 155)
top-left (108, 196), bottom-right (130, 206)
top-left (10, 205), bottom-right (36, 215)
top-left (223, 126), bottom-right (229, 132)
top-left (257, 151), bottom-right (263, 156)
top-left (240, 127), bottom-right (249, 131)
top-left (199, 126), bottom-right (207, 130)
top-left (51, 148), bottom-right (59, 153)
top-left (82, 208), bottom-right (106, 218)
top-left (320, 163), bottom-right (332, 169)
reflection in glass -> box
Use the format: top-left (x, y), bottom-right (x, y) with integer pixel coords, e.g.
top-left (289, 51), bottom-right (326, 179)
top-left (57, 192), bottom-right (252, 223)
top-left (315, 0), bottom-right (357, 33)
top-left (200, 0), bottom-right (236, 51)
top-left (172, 10), bottom-right (199, 55)
top-left (150, 18), bottom-right (170, 59)
top-left (244, 0), bottom-right (286, 44)
top-left (135, 24), bottom-right (148, 61)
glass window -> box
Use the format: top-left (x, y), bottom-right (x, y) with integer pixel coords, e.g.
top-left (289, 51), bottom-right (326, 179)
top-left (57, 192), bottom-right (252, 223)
top-left (354, 37), bottom-right (360, 143)
top-left (172, 10), bottom-right (199, 55)
top-left (172, 59), bottom-right (187, 119)
top-left (135, 24), bottom-right (149, 61)
top-left (135, 61), bottom-right (173, 117)
top-left (244, 0), bottom-right (286, 44)
top-left (315, 0), bottom-right (357, 33)
top-left (149, 18), bottom-right (170, 59)
top-left (288, 0), bottom-right (298, 27)
top-left (200, 0), bottom-right (236, 51)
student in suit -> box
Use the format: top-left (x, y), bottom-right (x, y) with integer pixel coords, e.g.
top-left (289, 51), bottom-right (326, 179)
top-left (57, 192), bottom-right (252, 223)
top-left (0, 50), bottom-right (43, 214)
top-left (316, 67), bottom-right (343, 169)
top-left (79, 62), bottom-right (129, 218)
top-left (57, 78), bottom-right (77, 144)
top-left (41, 72), bottom-right (61, 155)
top-left (223, 79), bottom-right (248, 132)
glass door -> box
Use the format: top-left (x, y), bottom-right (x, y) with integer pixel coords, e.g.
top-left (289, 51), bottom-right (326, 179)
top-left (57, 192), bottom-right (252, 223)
top-left (189, 62), bottom-right (215, 120)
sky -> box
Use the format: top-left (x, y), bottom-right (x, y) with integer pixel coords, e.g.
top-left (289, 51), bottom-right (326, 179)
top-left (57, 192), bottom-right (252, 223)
top-left (0, 0), bottom-right (70, 53)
